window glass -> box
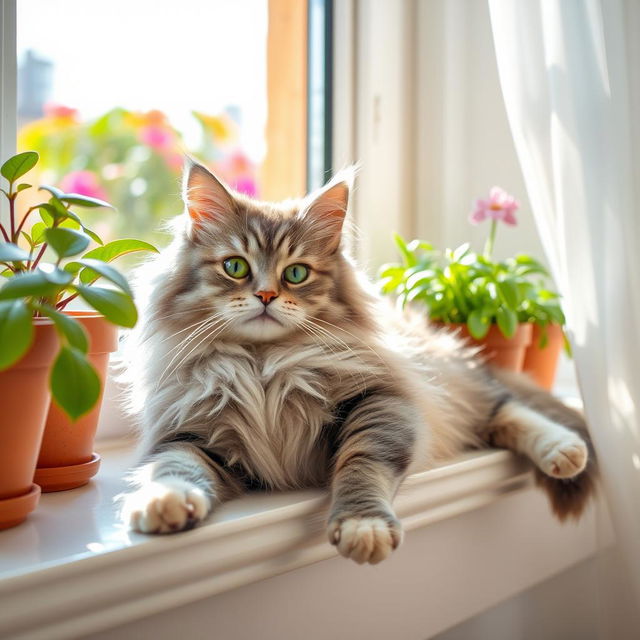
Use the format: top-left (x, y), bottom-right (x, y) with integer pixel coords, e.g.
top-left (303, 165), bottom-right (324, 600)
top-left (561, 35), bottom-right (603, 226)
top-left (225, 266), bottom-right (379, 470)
top-left (17, 0), bottom-right (268, 244)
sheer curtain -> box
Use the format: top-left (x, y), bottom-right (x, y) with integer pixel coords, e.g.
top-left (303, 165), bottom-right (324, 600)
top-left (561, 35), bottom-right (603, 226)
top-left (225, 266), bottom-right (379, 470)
top-left (488, 0), bottom-right (640, 635)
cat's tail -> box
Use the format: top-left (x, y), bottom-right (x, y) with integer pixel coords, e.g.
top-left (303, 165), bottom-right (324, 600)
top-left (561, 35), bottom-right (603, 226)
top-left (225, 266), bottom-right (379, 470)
top-left (489, 368), bottom-right (597, 522)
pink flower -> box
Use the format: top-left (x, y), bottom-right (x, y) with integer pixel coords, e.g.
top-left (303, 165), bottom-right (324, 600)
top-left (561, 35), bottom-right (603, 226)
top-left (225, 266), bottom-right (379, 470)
top-left (59, 170), bottom-right (108, 201)
top-left (139, 125), bottom-right (174, 151)
top-left (44, 103), bottom-right (78, 120)
top-left (233, 176), bottom-right (258, 198)
top-left (470, 186), bottom-right (519, 226)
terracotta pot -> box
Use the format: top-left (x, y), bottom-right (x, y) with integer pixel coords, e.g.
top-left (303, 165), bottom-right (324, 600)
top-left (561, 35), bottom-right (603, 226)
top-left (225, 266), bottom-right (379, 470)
top-left (435, 322), bottom-right (533, 372)
top-left (34, 312), bottom-right (118, 492)
top-left (522, 324), bottom-right (564, 390)
top-left (0, 319), bottom-right (58, 529)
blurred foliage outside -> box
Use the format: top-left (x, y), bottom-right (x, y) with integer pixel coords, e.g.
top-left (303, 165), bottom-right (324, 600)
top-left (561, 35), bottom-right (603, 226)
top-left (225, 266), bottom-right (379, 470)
top-left (18, 104), bottom-right (259, 248)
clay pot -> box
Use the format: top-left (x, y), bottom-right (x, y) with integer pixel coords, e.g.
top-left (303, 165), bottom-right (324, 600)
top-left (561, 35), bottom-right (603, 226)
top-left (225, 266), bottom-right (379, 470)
top-left (0, 319), bottom-right (58, 529)
top-left (436, 322), bottom-right (533, 372)
top-left (522, 324), bottom-right (564, 390)
top-left (34, 312), bottom-right (118, 492)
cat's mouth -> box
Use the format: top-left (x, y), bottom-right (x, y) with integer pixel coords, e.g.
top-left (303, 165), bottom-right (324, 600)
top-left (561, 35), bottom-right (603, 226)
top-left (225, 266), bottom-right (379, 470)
top-left (248, 310), bottom-right (283, 326)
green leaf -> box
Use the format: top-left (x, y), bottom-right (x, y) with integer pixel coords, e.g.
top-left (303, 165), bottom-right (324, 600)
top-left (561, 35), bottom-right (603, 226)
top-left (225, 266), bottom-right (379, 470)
top-left (16, 183), bottom-right (31, 192)
top-left (36, 304), bottom-right (89, 353)
top-left (39, 184), bottom-right (65, 200)
top-left (59, 193), bottom-right (114, 209)
top-left (44, 227), bottom-right (90, 258)
top-left (452, 243), bottom-right (471, 262)
top-left (63, 261), bottom-right (83, 275)
top-left (496, 279), bottom-right (519, 309)
top-left (21, 232), bottom-right (34, 249)
top-left (0, 300), bottom-right (33, 370)
top-left (78, 258), bottom-right (132, 295)
top-left (467, 309), bottom-right (490, 339)
top-left (0, 242), bottom-right (30, 262)
top-left (39, 207), bottom-right (54, 226)
top-left (407, 239), bottom-right (434, 253)
top-left (406, 269), bottom-right (436, 290)
top-left (30, 222), bottom-right (47, 245)
top-left (496, 306), bottom-right (518, 338)
top-left (37, 202), bottom-right (66, 223)
top-left (82, 227), bottom-right (103, 245)
top-left (1, 151), bottom-right (39, 182)
top-left (82, 238), bottom-right (158, 263)
top-left (76, 285), bottom-right (137, 327)
top-left (50, 346), bottom-right (101, 420)
top-left (0, 270), bottom-right (61, 300)
top-left (393, 233), bottom-right (417, 267)
top-left (37, 263), bottom-right (75, 286)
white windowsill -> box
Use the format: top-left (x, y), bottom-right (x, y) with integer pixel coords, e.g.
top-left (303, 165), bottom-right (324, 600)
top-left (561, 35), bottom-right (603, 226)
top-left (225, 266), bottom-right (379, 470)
top-left (0, 440), bottom-right (562, 640)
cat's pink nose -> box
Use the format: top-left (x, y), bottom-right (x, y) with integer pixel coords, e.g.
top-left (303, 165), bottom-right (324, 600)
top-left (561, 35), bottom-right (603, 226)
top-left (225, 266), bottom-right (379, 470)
top-left (255, 290), bottom-right (278, 305)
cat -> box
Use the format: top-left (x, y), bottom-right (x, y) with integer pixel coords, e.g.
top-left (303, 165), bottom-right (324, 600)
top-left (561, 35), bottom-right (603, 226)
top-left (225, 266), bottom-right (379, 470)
top-left (119, 159), bottom-right (595, 565)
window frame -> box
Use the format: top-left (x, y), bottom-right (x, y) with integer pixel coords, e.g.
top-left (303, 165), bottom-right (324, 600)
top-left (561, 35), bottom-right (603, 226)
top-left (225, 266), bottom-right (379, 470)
top-left (0, 0), bottom-right (16, 225)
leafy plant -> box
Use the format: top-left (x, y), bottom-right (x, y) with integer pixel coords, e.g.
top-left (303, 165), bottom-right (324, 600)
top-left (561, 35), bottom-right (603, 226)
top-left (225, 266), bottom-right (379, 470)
top-left (0, 151), bottom-right (157, 419)
top-left (18, 106), bottom-right (258, 243)
top-left (378, 187), bottom-right (566, 345)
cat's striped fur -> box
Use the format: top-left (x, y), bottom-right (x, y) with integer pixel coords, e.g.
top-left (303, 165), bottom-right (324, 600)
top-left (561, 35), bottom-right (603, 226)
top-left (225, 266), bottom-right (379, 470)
top-left (120, 161), bottom-right (595, 564)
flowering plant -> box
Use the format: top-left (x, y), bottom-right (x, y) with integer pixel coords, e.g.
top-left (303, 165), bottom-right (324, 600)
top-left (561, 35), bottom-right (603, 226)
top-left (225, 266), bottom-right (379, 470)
top-left (18, 105), bottom-right (258, 244)
top-left (378, 187), bottom-right (566, 344)
top-left (0, 151), bottom-right (157, 419)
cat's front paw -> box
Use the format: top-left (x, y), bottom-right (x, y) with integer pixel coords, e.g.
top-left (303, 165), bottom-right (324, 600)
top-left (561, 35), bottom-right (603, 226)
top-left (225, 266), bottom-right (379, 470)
top-left (120, 478), bottom-right (210, 534)
top-left (327, 515), bottom-right (403, 564)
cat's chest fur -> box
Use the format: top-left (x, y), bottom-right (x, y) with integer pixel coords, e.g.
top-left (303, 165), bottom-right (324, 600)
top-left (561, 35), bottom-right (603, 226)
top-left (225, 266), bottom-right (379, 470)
top-left (194, 342), bottom-right (342, 489)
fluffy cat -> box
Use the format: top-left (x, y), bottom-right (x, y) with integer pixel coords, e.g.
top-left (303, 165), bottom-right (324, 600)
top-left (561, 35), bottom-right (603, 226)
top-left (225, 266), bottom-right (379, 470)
top-left (119, 160), bottom-right (595, 564)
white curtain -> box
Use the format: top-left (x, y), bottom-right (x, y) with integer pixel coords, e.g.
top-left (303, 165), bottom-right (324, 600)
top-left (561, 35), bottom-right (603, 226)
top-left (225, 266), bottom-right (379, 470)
top-left (488, 0), bottom-right (640, 635)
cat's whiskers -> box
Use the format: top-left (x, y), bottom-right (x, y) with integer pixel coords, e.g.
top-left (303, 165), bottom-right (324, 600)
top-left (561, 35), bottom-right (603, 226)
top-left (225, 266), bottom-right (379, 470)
top-left (151, 306), bottom-right (216, 322)
top-left (298, 318), bottom-right (369, 392)
top-left (302, 318), bottom-right (376, 390)
top-left (161, 315), bottom-right (224, 357)
top-left (308, 315), bottom-right (385, 364)
top-left (159, 314), bottom-right (223, 344)
top-left (164, 317), bottom-right (235, 384)
top-left (293, 319), bottom-right (345, 385)
top-left (156, 316), bottom-right (226, 387)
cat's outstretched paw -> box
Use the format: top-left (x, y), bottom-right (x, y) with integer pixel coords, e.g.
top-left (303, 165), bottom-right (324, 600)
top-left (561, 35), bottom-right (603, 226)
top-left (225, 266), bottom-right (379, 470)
top-left (327, 516), bottom-right (403, 564)
top-left (540, 437), bottom-right (588, 479)
top-left (120, 478), bottom-right (210, 534)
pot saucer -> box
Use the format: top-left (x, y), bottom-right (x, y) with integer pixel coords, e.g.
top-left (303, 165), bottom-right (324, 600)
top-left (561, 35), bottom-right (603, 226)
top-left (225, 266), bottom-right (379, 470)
top-left (0, 484), bottom-right (41, 530)
top-left (34, 453), bottom-right (101, 492)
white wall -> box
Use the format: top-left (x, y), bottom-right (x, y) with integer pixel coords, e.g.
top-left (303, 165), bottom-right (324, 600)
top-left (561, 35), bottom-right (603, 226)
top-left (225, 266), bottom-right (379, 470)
top-left (347, 0), bottom-right (547, 271)
top-left (434, 558), bottom-right (599, 640)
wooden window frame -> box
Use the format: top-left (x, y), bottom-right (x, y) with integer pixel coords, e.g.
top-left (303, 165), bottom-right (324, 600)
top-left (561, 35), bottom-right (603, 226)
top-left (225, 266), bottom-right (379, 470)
top-left (261, 0), bottom-right (308, 201)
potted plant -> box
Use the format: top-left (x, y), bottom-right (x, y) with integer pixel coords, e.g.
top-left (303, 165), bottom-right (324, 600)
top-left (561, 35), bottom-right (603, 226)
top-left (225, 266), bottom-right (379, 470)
top-left (0, 151), bottom-right (156, 523)
top-left (378, 187), bottom-right (566, 379)
top-left (518, 282), bottom-right (567, 390)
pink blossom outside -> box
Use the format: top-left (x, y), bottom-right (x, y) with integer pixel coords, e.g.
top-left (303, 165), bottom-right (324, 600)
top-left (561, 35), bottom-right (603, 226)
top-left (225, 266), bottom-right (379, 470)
top-left (139, 125), bottom-right (174, 151)
top-left (59, 170), bottom-right (108, 201)
top-left (470, 186), bottom-right (519, 226)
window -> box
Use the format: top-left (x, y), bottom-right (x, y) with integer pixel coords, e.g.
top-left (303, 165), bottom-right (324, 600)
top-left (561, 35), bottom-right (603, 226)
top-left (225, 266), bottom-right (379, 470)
top-left (14, 0), bottom-right (324, 246)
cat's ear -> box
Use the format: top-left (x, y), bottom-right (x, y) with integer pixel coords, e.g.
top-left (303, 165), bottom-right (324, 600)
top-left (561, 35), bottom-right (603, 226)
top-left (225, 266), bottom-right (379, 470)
top-left (301, 168), bottom-right (354, 251)
top-left (182, 158), bottom-right (235, 227)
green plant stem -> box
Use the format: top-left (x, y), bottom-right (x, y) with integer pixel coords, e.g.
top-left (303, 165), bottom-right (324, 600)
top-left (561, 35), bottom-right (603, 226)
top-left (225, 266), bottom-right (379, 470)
top-left (484, 219), bottom-right (497, 260)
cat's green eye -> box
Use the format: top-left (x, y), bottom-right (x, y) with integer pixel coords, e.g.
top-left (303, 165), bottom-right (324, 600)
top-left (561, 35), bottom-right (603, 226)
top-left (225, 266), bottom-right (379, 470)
top-left (283, 264), bottom-right (309, 284)
top-left (223, 257), bottom-right (250, 279)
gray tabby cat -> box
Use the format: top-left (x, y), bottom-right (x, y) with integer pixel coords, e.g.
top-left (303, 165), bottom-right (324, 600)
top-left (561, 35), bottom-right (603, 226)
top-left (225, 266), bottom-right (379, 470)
top-left (120, 160), bottom-right (595, 564)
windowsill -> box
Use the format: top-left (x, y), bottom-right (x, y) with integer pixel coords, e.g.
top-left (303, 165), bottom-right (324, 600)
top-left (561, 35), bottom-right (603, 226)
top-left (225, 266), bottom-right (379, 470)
top-left (0, 441), bottom-right (555, 639)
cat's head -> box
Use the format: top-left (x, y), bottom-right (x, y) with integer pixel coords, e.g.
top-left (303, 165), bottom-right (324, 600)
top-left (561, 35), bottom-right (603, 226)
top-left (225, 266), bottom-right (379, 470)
top-left (161, 159), bottom-right (367, 343)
